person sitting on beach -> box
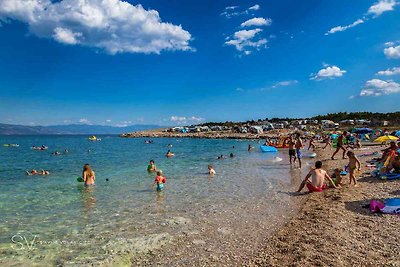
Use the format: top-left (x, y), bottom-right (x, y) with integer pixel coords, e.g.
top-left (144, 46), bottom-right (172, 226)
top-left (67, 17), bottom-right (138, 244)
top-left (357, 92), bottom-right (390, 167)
top-left (208, 164), bottom-right (216, 175)
top-left (166, 150), bottom-right (174, 157)
top-left (82, 163), bottom-right (95, 186)
top-left (386, 154), bottom-right (400, 173)
top-left (147, 160), bottom-right (156, 172)
top-left (331, 131), bottom-right (347, 160)
top-left (297, 161), bottom-right (338, 193)
top-left (331, 168), bottom-right (344, 186)
top-left (153, 170), bottom-right (166, 191)
top-left (26, 169), bottom-right (38, 176)
top-left (347, 151), bottom-right (361, 186)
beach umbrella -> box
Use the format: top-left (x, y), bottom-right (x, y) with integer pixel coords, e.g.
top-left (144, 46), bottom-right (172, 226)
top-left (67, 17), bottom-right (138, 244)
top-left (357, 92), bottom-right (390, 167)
top-left (353, 128), bottom-right (373, 134)
top-left (330, 133), bottom-right (339, 139)
top-left (374, 135), bottom-right (398, 143)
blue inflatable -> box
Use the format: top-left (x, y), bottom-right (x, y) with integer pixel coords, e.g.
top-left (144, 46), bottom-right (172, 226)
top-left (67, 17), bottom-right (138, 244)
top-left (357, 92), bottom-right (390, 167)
top-left (260, 145), bottom-right (278, 152)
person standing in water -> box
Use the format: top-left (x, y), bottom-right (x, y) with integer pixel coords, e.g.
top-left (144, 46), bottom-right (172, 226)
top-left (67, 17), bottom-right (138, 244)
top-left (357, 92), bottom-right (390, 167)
top-left (147, 160), bottom-right (156, 172)
top-left (295, 133), bottom-right (303, 168)
top-left (153, 170), bottom-right (166, 191)
top-left (82, 163), bottom-right (95, 186)
top-left (287, 136), bottom-right (296, 165)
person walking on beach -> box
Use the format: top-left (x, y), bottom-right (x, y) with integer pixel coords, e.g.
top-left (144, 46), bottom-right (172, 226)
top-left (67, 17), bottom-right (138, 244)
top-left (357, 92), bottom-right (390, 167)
top-left (322, 134), bottom-right (332, 150)
top-left (347, 151), bottom-right (361, 186)
top-left (331, 131), bottom-right (347, 160)
top-left (82, 163), bottom-right (95, 186)
top-left (295, 133), bottom-right (303, 168)
top-left (297, 161), bottom-right (338, 193)
top-left (308, 136), bottom-right (316, 151)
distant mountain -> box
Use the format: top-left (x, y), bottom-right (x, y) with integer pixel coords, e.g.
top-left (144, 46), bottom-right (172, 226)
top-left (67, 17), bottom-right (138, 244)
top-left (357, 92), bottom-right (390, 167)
top-left (0, 123), bottom-right (161, 135)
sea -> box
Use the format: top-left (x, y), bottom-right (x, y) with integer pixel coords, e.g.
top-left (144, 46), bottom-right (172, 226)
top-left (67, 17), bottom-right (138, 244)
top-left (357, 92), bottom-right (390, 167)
top-left (0, 135), bottom-right (312, 266)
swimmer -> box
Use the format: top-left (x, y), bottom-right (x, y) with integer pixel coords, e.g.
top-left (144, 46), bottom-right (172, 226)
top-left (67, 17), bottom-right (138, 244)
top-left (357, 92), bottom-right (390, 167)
top-left (82, 163), bottom-right (95, 186)
top-left (147, 160), bottom-right (156, 172)
top-left (229, 153), bottom-right (234, 158)
top-left (166, 150), bottom-right (174, 157)
top-left (26, 169), bottom-right (38, 176)
top-left (208, 164), bottom-right (216, 175)
top-left (248, 144), bottom-right (254, 151)
top-left (217, 155), bottom-right (224, 160)
top-left (39, 169), bottom-right (50, 175)
top-left (53, 151), bottom-right (61, 156)
top-left (153, 170), bottom-right (166, 191)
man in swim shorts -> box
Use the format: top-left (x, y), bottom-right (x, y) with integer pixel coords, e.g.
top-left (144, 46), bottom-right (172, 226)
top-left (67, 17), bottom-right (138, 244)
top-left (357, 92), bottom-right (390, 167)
top-left (287, 136), bottom-right (296, 165)
top-left (297, 161), bottom-right (338, 193)
top-left (295, 133), bottom-right (303, 168)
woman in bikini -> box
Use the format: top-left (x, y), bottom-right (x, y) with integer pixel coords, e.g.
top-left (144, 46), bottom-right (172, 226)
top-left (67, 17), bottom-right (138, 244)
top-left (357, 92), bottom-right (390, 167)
top-left (82, 163), bottom-right (96, 186)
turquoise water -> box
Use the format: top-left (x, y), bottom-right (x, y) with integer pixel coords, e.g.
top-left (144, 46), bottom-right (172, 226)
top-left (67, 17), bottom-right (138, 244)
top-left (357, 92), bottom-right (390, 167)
top-left (0, 136), bottom-right (307, 266)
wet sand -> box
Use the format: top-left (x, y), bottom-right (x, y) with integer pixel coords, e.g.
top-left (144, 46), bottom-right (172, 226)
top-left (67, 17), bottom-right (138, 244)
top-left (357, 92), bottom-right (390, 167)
top-left (249, 145), bottom-right (400, 267)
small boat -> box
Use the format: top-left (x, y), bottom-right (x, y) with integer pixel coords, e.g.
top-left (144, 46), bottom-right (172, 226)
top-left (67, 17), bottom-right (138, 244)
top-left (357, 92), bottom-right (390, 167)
top-left (88, 136), bottom-right (101, 141)
top-left (260, 145), bottom-right (278, 152)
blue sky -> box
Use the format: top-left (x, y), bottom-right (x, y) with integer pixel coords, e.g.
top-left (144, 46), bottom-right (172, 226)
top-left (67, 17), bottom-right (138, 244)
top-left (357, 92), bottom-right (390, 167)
top-left (0, 0), bottom-right (399, 126)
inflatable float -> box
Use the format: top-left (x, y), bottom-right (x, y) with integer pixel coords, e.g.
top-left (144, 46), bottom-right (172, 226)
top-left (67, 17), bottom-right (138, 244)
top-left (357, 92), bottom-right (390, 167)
top-left (89, 136), bottom-right (101, 141)
top-left (303, 152), bottom-right (317, 158)
top-left (379, 173), bottom-right (400, 180)
top-left (370, 198), bottom-right (400, 215)
top-left (3, 144), bottom-right (19, 147)
top-left (260, 145), bottom-right (278, 152)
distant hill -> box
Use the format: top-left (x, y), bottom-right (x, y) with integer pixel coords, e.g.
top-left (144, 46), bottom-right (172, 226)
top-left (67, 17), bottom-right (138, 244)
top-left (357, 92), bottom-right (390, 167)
top-left (0, 123), bottom-right (161, 135)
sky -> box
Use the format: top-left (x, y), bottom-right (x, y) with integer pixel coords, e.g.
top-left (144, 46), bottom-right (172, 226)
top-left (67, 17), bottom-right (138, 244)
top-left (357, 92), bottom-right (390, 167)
top-left (0, 0), bottom-right (399, 126)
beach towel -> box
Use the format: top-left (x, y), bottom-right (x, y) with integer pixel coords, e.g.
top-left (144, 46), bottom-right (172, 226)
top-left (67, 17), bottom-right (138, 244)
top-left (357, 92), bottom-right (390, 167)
top-left (370, 198), bottom-right (400, 215)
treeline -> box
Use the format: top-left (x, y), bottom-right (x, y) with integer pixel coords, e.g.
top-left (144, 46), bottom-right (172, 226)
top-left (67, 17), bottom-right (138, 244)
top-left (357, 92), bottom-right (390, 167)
top-left (311, 112), bottom-right (400, 123)
top-left (197, 111), bottom-right (400, 126)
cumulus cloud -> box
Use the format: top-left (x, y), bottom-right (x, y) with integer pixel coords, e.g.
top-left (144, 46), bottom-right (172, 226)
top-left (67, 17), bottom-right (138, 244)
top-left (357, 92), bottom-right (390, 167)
top-left (115, 120), bottom-right (132, 127)
top-left (310, 65), bottom-right (346, 80)
top-left (368, 0), bottom-right (398, 16)
top-left (0, 0), bottom-right (192, 54)
top-left (79, 118), bottom-right (91, 124)
top-left (376, 67), bottom-right (400, 76)
top-left (271, 80), bottom-right (299, 88)
top-left (241, 17), bottom-right (271, 27)
top-left (225, 28), bottom-right (267, 54)
top-left (359, 79), bottom-right (400, 96)
top-left (170, 116), bottom-right (204, 125)
top-left (384, 45), bottom-right (400, 59)
top-left (325, 19), bottom-right (364, 35)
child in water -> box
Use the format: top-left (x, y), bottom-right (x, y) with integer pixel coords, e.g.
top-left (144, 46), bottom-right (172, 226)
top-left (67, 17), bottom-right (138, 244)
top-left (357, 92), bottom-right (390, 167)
top-left (147, 160), bottom-right (156, 172)
top-left (153, 170), bottom-right (166, 191)
top-left (208, 164), bottom-right (216, 175)
top-left (347, 151), bottom-right (361, 186)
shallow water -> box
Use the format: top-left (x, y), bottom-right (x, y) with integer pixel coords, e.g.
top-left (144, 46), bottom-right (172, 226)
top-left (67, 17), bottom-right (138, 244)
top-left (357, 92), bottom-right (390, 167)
top-left (0, 136), bottom-right (310, 266)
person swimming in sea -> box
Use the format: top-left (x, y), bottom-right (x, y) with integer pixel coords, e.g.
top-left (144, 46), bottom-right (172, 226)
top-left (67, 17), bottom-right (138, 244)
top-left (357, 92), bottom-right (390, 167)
top-left (147, 160), bottom-right (156, 172)
top-left (153, 170), bottom-right (166, 191)
top-left (26, 169), bottom-right (50, 175)
top-left (82, 163), bottom-right (95, 186)
top-left (166, 150), bottom-right (174, 157)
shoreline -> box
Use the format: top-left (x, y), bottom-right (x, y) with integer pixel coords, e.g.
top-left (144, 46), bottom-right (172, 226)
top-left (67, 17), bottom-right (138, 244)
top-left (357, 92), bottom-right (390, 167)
top-left (248, 146), bottom-right (400, 266)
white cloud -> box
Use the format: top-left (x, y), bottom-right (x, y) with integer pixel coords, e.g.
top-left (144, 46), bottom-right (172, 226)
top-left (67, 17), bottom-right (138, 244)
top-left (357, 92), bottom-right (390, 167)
top-left (115, 120), bottom-right (132, 127)
top-left (79, 118), bottom-right (91, 124)
top-left (368, 0), bottom-right (398, 16)
top-left (359, 79), bottom-right (400, 96)
top-left (310, 65), bottom-right (346, 80)
top-left (225, 28), bottom-right (267, 53)
top-left (0, 0), bottom-right (192, 54)
top-left (53, 27), bottom-right (82, 45)
top-left (221, 4), bottom-right (260, 18)
top-left (248, 4), bottom-right (260, 11)
top-left (271, 80), bottom-right (299, 88)
top-left (325, 19), bottom-right (364, 35)
top-left (170, 116), bottom-right (204, 125)
top-left (241, 17), bottom-right (271, 27)
top-left (376, 67), bottom-right (400, 76)
top-left (384, 45), bottom-right (400, 59)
